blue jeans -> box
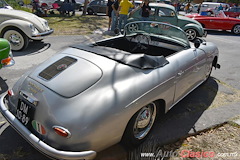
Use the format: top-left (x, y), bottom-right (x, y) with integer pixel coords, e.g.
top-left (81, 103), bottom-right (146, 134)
top-left (118, 14), bottom-right (127, 30)
top-left (111, 11), bottom-right (117, 31)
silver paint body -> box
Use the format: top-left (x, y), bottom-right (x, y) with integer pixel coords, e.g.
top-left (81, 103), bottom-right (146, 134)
top-left (0, 22), bottom-right (219, 160)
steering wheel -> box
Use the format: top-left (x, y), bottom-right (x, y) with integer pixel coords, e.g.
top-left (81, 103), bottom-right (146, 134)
top-left (129, 34), bottom-right (151, 53)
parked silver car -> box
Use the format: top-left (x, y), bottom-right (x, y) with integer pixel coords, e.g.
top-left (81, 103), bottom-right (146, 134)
top-left (0, 0), bottom-right (53, 51)
top-left (0, 21), bottom-right (220, 160)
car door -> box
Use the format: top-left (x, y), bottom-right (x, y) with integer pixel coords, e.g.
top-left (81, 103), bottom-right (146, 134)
top-left (155, 7), bottom-right (178, 26)
top-left (99, 0), bottom-right (107, 13)
top-left (173, 48), bottom-right (206, 103)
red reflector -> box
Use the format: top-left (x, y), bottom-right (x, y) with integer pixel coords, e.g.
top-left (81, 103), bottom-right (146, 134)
top-left (7, 90), bottom-right (14, 96)
top-left (53, 126), bottom-right (71, 138)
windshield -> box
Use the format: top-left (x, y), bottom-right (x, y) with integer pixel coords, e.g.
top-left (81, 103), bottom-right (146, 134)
top-left (124, 21), bottom-right (190, 48)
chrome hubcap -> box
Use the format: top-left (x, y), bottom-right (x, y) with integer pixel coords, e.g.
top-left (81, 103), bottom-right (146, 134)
top-left (133, 103), bottom-right (156, 140)
top-left (234, 25), bottom-right (240, 34)
top-left (9, 34), bottom-right (21, 45)
top-left (186, 29), bottom-right (196, 40)
top-left (128, 24), bottom-right (138, 32)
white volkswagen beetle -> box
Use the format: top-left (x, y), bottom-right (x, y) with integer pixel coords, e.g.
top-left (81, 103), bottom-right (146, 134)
top-left (0, 0), bottom-right (53, 51)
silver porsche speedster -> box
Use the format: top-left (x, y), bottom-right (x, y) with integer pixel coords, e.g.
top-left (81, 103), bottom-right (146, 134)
top-left (0, 21), bottom-right (220, 160)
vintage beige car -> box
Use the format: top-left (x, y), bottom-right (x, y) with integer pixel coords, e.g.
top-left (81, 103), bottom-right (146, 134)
top-left (0, 0), bottom-right (53, 51)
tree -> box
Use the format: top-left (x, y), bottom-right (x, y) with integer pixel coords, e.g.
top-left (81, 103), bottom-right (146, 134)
top-left (82, 0), bottom-right (89, 15)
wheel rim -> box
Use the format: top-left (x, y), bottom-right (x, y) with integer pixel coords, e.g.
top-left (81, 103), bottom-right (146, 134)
top-left (185, 29), bottom-right (197, 41)
top-left (4, 30), bottom-right (25, 51)
top-left (128, 23), bottom-right (138, 32)
top-left (133, 103), bottom-right (157, 140)
top-left (233, 25), bottom-right (240, 34)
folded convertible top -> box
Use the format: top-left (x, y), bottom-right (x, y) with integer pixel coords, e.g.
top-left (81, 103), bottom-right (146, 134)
top-left (71, 44), bottom-right (169, 69)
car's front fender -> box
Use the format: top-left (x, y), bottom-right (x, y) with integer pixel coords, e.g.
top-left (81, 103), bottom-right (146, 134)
top-left (0, 19), bottom-right (38, 38)
top-left (182, 23), bottom-right (205, 37)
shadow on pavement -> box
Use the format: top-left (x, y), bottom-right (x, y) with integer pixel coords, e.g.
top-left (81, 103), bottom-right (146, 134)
top-left (0, 77), bottom-right (219, 160)
top-left (12, 41), bottom-right (51, 57)
top-left (206, 30), bottom-right (239, 37)
top-left (0, 77), bottom-right (8, 95)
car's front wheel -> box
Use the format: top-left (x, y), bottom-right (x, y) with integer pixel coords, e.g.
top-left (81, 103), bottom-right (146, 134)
top-left (232, 24), bottom-right (240, 34)
top-left (122, 102), bottom-right (157, 147)
top-left (87, 8), bottom-right (94, 15)
top-left (185, 28), bottom-right (197, 41)
top-left (3, 28), bottom-right (29, 51)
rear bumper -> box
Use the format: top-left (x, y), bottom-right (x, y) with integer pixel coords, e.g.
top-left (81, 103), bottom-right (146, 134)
top-left (0, 93), bottom-right (96, 160)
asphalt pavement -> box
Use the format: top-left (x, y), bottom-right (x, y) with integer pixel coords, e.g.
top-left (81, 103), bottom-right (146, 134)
top-left (0, 29), bottom-right (240, 160)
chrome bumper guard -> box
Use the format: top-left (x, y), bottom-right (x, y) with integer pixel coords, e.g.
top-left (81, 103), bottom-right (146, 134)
top-left (32, 29), bottom-right (54, 37)
top-left (0, 93), bottom-right (96, 160)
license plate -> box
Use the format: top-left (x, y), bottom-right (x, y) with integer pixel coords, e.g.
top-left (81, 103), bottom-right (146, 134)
top-left (16, 99), bottom-right (35, 127)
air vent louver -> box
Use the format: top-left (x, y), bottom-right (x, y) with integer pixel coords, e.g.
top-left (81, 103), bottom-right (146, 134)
top-left (39, 56), bottom-right (77, 80)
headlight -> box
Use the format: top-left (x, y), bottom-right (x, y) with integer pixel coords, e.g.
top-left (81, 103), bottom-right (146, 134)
top-left (44, 21), bottom-right (49, 28)
top-left (29, 24), bottom-right (36, 32)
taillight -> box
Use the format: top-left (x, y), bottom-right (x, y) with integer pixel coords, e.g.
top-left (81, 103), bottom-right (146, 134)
top-left (7, 89), bottom-right (14, 96)
top-left (1, 57), bottom-right (12, 66)
top-left (53, 126), bottom-right (71, 138)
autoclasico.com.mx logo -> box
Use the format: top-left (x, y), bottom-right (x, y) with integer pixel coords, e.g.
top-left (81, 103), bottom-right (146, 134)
top-left (140, 149), bottom-right (239, 159)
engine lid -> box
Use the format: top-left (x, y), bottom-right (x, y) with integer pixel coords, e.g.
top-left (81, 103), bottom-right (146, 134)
top-left (28, 55), bottom-right (102, 98)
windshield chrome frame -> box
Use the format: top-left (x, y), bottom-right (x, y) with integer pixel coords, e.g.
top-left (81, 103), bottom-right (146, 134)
top-left (124, 21), bottom-right (190, 48)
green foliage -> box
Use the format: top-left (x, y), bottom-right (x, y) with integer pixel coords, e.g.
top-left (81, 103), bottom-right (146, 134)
top-left (5, 0), bottom-right (31, 12)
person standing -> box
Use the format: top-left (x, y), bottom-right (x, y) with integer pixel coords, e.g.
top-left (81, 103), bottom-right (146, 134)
top-left (111, 0), bottom-right (121, 32)
top-left (197, 3), bottom-right (201, 14)
top-left (117, 0), bottom-right (134, 31)
top-left (185, 2), bottom-right (191, 14)
top-left (71, 0), bottom-right (76, 16)
top-left (140, 0), bottom-right (151, 21)
top-left (106, 0), bottom-right (114, 31)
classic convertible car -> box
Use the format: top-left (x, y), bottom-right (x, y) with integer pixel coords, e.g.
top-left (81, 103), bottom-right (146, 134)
top-left (0, 38), bottom-right (14, 69)
top-left (0, 0), bottom-right (53, 51)
top-left (186, 11), bottom-right (240, 34)
top-left (0, 22), bottom-right (220, 160)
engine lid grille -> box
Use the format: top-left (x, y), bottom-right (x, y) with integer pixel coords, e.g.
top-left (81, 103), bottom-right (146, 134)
top-left (39, 56), bottom-right (77, 80)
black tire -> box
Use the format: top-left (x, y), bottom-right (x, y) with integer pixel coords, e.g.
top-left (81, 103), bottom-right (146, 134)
top-left (121, 102), bottom-right (157, 148)
top-left (87, 8), bottom-right (94, 15)
top-left (231, 24), bottom-right (240, 34)
top-left (185, 28), bottom-right (197, 41)
top-left (3, 28), bottom-right (29, 51)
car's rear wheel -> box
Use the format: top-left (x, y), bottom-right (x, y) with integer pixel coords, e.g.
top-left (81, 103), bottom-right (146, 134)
top-left (231, 24), bottom-right (240, 34)
top-left (127, 23), bottom-right (139, 33)
top-left (121, 102), bottom-right (157, 147)
top-left (87, 8), bottom-right (94, 15)
top-left (3, 28), bottom-right (29, 51)
top-left (185, 28), bottom-right (197, 41)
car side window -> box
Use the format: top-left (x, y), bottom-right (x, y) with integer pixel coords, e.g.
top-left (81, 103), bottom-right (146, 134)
top-left (90, 1), bottom-right (97, 5)
top-left (158, 8), bottom-right (175, 17)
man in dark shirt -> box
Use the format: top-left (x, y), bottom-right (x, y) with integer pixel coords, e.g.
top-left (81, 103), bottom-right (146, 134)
top-left (141, 0), bottom-right (151, 21)
top-left (106, 0), bottom-right (114, 30)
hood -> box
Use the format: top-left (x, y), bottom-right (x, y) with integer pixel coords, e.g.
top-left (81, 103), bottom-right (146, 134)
top-left (28, 54), bottom-right (103, 98)
top-left (177, 15), bottom-right (202, 26)
top-left (0, 9), bottom-right (49, 32)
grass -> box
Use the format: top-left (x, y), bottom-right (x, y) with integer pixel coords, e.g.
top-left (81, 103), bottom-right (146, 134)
top-left (128, 122), bottom-right (240, 160)
top-left (44, 15), bottom-right (109, 35)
